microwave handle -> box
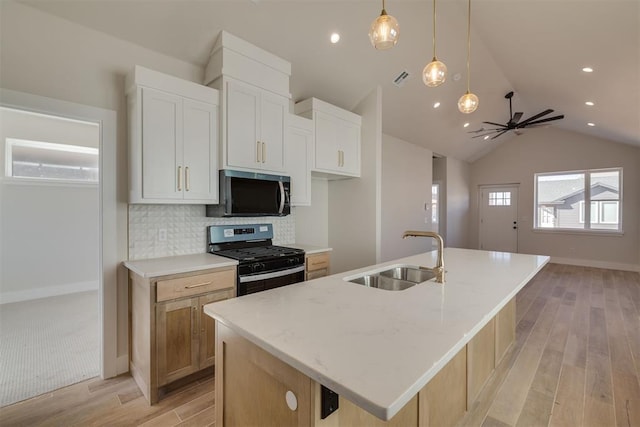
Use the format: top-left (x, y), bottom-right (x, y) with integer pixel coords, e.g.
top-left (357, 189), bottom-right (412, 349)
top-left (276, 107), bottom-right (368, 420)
top-left (278, 181), bottom-right (285, 214)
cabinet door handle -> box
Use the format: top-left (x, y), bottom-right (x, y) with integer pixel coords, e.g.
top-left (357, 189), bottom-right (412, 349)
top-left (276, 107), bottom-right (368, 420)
top-left (184, 281), bottom-right (212, 289)
top-left (337, 150), bottom-right (341, 167)
top-left (185, 166), bottom-right (190, 191)
top-left (177, 166), bottom-right (182, 191)
top-left (256, 141), bottom-right (261, 163)
top-left (262, 142), bottom-right (266, 163)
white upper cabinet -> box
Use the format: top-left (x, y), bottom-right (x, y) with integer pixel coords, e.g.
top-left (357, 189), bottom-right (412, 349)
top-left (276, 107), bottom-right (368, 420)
top-left (294, 97), bottom-right (361, 178)
top-left (205, 31), bottom-right (291, 175)
top-left (225, 78), bottom-right (287, 172)
top-left (285, 114), bottom-right (313, 206)
top-left (127, 66), bottom-right (219, 204)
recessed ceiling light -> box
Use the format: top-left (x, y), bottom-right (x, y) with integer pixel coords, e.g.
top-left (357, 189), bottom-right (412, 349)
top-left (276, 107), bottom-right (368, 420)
top-left (587, 122), bottom-right (595, 126)
top-left (463, 122), bottom-right (470, 128)
top-left (433, 102), bottom-right (441, 108)
top-left (483, 135), bottom-right (490, 140)
top-left (582, 67), bottom-right (594, 73)
top-left (330, 33), bottom-right (340, 44)
top-left (585, 101), bottom-right (595, 106)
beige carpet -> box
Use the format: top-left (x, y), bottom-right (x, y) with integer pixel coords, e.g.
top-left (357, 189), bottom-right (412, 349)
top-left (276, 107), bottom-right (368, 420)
top-left (0, 290), bottom-right (100, 407)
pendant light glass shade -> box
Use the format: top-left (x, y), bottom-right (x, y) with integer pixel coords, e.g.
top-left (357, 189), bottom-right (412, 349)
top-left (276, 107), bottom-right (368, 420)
top-left (369, 1), bottom-right (399, 50)
top-left (458, 91), bottom-right (479, 114)
top-left (423, 0), bottom-right (447, 87)
top-left (423, 58), bottom-right (447, 87)
top-left (458, 0), bottom-right (478, 114)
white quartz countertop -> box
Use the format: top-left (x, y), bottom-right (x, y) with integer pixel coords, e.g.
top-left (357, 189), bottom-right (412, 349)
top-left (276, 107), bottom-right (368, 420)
top-left (288, 243), bottom-right (332, 255)
top-left (123, 253), bottom-right (238, 278)
top-left (204, 248), bottom-right (549, 420)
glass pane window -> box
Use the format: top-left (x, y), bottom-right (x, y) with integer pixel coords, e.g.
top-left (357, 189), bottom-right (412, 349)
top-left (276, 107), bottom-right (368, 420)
top-left (489, 191), bottom-right (511, 206)
top-left (535, 168), bottom-right (622, 232)
top-left (431, 184), bottom-right (439, 224)
top-left (6, 138), bottom-right (99, 182)
top-left (590, 170), bottom-right (620, 230)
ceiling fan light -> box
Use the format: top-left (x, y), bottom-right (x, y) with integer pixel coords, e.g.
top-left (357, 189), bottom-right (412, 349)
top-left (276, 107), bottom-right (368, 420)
top-left (369, 10), bottom-right (400, 50)
top-left (458, 92), bottom-right (479, 114)
top-left (423, 58), bottom-right (447, 87)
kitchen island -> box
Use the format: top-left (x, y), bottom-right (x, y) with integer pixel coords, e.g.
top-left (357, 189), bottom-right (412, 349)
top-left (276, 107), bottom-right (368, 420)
top-left (204, 248), bottom-right (549, 426)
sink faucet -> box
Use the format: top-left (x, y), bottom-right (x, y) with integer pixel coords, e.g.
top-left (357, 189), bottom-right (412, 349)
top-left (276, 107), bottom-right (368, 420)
top-left (402, 231), bottom-right (445, 284)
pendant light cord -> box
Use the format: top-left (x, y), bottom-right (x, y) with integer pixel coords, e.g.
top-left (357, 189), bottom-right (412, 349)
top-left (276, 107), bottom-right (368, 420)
top-left (466, 0), bottom-right (472, 92)
top-left (432, 0), bottom-right (437, 58)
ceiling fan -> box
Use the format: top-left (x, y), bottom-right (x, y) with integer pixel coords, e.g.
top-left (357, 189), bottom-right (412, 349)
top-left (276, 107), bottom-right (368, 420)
top-left (470, 91), bottom-right (564, 140)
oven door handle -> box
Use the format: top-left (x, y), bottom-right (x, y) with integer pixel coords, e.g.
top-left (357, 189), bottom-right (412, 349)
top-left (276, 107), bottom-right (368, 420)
top-left (278, 181), bottom-right (285, 215)
top-left (239, 265), bottom-right (305, 283)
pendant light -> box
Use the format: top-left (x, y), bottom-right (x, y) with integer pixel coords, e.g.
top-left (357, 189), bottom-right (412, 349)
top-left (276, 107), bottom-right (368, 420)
top-left (422, 0), bottom-right (447, 87)
top-left (369, 0), bottom-right (400, 50)
top-left (458, 0), bottom-right (479, 113)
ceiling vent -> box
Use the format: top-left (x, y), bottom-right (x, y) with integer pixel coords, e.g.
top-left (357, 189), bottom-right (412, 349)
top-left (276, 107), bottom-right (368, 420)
top-left (392, 70), bottom-right (410, 88)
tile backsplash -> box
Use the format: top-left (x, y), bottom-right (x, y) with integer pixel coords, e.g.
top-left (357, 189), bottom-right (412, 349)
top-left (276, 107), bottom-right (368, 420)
top-left (128, 204), bottom-right (295, 260)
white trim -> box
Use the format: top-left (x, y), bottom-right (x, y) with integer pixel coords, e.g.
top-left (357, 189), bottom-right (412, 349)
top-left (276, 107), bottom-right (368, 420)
top-left (531, 228), bottom-right (624, 237)
top-left (116, 355), bottom-right (130, 375)
top-left (0, 89), bottom-right (119, 380)
top-left (551, 257), bottom-right (640, 273)
top-left (0, 280), bottom-right (99, 305)
top-left (1, 176), bottom-right (99, 188)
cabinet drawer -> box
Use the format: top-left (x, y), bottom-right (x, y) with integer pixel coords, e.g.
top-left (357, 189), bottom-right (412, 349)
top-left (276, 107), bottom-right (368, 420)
top-left (306, 252), bottom-right (330, 272)
top-left (157, 268), bottom-right (236, 302)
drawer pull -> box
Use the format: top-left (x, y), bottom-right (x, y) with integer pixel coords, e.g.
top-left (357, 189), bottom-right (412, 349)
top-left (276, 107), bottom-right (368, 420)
top-left (185, 281), bottom-right (212, 289)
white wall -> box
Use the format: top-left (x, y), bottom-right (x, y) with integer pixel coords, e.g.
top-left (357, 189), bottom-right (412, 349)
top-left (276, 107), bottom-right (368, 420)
top-left (327, 87), bottom-right (382, 274)
top-left (469, 127), bottom-right (640, 270)
top-left (380, 134), bottom-right (433, 261)
top-left (432, 157), bottom-right (447, 243)
top-left (445, 157), bottom-right (470, 248)
top-left (0, 108), bottom-right (100, 303)
top-left (295, 178), bottom-right (329, 247)
top-left (0, 0), bottom-right (203, 362)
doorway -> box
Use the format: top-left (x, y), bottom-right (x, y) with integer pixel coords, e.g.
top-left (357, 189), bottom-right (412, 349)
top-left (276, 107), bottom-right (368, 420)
top-left (0, 89), bottom-right (118, 405)
top-left (478, 185), bottom-right (519, 252)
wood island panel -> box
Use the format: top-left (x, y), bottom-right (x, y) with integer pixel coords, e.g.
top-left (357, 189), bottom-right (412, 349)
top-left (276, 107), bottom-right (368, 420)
top-left (216, 322), bottom-right (313, 427)
top-left (495, 298), bottom-right (516, 366)
top-left (418, 347), bottom-right (467, 426)
top-left (337, 395), bottom-right (418, 427)
top-left (467, 318), bottom-right (496, 407)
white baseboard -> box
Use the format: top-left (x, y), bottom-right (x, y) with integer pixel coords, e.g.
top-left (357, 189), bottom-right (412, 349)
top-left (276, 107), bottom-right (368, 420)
top-left (0, 280), bottom-right (99, 305)
top-left (550, 257), bottom-right (640, 272)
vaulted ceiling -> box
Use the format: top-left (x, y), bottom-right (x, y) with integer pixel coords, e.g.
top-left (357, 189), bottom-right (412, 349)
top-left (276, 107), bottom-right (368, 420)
top-left (19, 0), bottom-right (640, 162)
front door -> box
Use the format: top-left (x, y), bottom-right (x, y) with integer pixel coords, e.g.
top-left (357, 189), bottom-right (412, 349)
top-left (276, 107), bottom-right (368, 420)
top-left (479, 185), bottom-right (519, 252)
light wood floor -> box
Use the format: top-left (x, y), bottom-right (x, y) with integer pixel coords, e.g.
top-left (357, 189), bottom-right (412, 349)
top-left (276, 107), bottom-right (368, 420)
top-left (1, 264), bottom-right (638, 427)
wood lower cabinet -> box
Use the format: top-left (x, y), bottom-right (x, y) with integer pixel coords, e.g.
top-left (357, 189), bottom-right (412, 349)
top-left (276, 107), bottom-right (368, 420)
top-left (129, 266), bottom-right (236, 404)
top-left (305, 251), bottom-right (331, 280)
top-left (214, 297), bottom-right (516, 427)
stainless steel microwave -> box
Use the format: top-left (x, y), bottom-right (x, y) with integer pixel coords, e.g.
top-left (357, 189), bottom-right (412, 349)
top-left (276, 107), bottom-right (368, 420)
top-left (206, 170), bottom-right (291, 217)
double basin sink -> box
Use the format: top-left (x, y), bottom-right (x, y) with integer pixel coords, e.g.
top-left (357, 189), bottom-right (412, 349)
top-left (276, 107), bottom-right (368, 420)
top-left (344, 265), bottom-right (436, 291)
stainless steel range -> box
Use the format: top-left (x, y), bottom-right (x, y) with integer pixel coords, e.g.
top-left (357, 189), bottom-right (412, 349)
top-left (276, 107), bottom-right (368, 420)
top-left (207, 224), bottom-right (305, 296)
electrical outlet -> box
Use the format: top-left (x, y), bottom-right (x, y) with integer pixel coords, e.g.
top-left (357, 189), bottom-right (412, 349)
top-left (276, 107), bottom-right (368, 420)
top-left (158, 228), bottom-right (167, 242)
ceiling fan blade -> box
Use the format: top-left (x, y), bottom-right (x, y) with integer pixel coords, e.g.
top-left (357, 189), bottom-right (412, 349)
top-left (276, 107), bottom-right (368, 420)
top-left (517, 109), bottom-right (554, 127)
top-left (483, 121), bottom-right (508, 128)
top-left (468, 128), bottom-right (502, 134)
top-left (472, 132), bottom-right (499, 139)
top-left (510, 112), bottom-right (523, 124)
top-left (520, 115), bottom-right (565, 127)
top-left (491, 130), bottom-right (509, 140)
